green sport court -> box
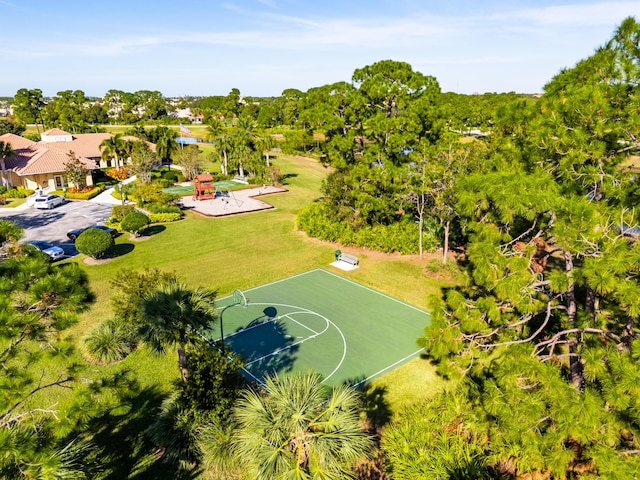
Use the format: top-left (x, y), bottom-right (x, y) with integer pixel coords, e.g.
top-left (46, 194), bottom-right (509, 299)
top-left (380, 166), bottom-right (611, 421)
top-left (201, 269), bottom-right (430, 387)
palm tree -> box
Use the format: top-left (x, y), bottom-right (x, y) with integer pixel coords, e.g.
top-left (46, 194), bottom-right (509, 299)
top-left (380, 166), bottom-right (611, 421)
top-left (231, 372), bottom-right (373, 479)
top-left (154, 127), bottom-right (178, 171)
top-left (234, 115), bottom-right (257, 153)
top-left (139, 280), bottom-right (217, 381)
top-left (0, 220), bottom-right (22, 245)
top-left (215, 133), bottom-right (234, 176)
top-left (206, 119), bottom-right (233, 176)
top-left (99, 133), bottom-right (126, 168)
top-left (83, 317), bottom-right (137, 364)
top-left (206, 117), bottom-right (225, 142)
top-left (255, 134), bottom-right (277, 167)
top-left (232, 144), bottom-right (252, 179)
top-left (0, 140), bottom-right (15, 188)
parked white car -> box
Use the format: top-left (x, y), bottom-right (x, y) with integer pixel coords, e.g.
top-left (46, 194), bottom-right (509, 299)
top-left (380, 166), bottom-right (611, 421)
top-left (33, 194), bottom-right (65, 209)
top-left (27, 240), bottom-right (65, 260)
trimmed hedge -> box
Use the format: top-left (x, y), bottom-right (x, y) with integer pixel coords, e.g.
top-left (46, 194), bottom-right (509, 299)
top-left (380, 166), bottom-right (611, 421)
top-left (0, 186), bottom-right (35, 198)
top-left (297, 202), bottom-right (438, 255)
top-left (148, 204), bottom-right (181, 214)
top-left (121, 211), bottom-right (150, 236)
top-left (63, 186), bottom-right (104, 200)
top-left (76, 228), bottom-right (114, 259)
top-left (148, 212), bottom-right (182, 223)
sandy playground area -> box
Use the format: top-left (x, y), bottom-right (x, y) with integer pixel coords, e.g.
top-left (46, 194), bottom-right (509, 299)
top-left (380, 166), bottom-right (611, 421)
top-left (178, 185), bottom-right (287, 217)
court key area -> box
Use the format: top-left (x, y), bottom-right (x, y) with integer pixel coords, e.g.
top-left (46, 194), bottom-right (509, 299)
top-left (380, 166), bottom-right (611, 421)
top-left (201, 269), bottom-right (430, 387)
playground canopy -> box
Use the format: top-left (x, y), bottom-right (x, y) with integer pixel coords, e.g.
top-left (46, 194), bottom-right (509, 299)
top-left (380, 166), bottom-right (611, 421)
top-left (193, 173), bottom-right (215, 200)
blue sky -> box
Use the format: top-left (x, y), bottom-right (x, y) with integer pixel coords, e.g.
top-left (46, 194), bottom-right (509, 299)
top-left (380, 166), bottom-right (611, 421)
top-left (1, 0), bottom-right (639, 98)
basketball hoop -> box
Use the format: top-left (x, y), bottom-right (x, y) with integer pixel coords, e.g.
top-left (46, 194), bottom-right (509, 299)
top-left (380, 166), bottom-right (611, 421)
top-left (233, 289), bottom-right (248, 308)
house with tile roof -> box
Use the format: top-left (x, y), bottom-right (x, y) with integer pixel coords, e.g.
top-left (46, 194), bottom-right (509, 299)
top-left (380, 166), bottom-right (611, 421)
top-left (0, 129), bottom-right (155, 191)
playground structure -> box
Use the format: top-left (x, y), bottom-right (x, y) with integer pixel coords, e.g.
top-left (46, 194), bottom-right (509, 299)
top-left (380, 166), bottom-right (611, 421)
top-left (193, 174), bottom-right (215, 200)
top-left (180, 184), bottom-right (286, 217)
top-left (192, 173), bottom-right (243, 209)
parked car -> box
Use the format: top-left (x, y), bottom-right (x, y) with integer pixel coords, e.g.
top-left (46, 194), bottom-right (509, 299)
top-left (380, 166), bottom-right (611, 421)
top-left (67, 225), bottom-right (117, 241)
top-left (27, 240), bottom-right (65, 261)
top-left (33, 194), bottom-right (65, 209)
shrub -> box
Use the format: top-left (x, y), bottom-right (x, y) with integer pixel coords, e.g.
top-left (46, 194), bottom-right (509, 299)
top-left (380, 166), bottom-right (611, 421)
top-left (297, 202), bottom-right (437, 254)
top-left (163, 170), bottom-right (179, 182)
top-left (148, 212), bottom-right (182, 223)
top-left (4, 188), bottom-right (26, 198)
top-left (163, 169), bottom-right (185, 182)
top-left (16, 186), bottom-right (35, 197)
top-left (130, 183), bottom-right (176, 206)
top-left (83, 317), bottom-right (137, 364)
top-left (64, 186), bottom-right (105, 200)
top-left (106, 166), bottom-right (131, 181)
top-left (156, 178), bottom-right (176, 188)
top-left (110, 204), bottom-right (136, 222)
top-left (148, 204), bottom-right (181, 214)
top-left (121, 210), bottom-right (150, 236)
top-left (75, 228), bottom-right (115, 259)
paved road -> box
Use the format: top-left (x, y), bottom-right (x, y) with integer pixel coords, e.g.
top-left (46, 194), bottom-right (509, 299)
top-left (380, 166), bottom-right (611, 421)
top-left (0, 200), bottom-right (113, 257)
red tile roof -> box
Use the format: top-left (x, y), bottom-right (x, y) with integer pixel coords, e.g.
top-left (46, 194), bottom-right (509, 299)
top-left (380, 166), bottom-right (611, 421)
top-left (1, 132), bottom-right (96, 175)
top-left (43, 132), bottom-right (113, 158)
top-left (1, 131), bottom-right (155, 176)
top-left (42, 128), bottom-right (71, 136)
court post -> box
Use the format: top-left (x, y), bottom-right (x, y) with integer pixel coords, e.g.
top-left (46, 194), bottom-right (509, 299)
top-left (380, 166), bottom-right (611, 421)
top-left (219, 289), bottom-right (248, 354)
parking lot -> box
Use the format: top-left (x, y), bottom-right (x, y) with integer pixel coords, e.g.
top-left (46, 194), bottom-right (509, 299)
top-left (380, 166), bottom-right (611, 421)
top-left (0, 200), bottom-right (114, 257)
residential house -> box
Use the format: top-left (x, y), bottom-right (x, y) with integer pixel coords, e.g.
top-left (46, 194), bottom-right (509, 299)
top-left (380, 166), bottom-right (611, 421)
top-left (188, 112), bottom-right (204, 124)
top-left (0, 129), bottom-right (154, 191)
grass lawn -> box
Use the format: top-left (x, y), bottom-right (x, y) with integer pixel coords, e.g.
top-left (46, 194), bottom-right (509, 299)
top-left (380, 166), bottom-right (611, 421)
top-left (49, 151), bottom-right (452, 478)
top-left (0, 197), bottom-right (27, 208)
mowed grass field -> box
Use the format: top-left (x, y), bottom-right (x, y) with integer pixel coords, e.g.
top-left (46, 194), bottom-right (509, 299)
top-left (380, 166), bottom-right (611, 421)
top-left (31, 150), bottom-right (452, 478)
top-left (67, 151), bottom-right (450, 393)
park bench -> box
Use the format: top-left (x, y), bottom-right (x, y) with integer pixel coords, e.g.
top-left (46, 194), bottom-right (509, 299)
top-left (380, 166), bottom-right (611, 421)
top-left (338, 252), bottom-right (359, 266)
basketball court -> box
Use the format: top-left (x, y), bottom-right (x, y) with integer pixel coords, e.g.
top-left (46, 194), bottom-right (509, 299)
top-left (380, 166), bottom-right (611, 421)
top-left (199, 269), bottom-right (430, 387)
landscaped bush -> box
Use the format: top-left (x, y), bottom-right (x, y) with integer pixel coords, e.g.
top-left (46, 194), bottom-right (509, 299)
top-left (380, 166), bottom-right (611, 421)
top-left (297, 202), bottom-right (438, 254)
top-left (83, 317), bottom-right (137, 364)
top-left (75, 227), bottom-right (115, 259)
top-left (63, 186), bottom-right (104, 200)
top-left (212, 172), bottom-right (233, 181)
top-left (148, 212), bottom-right (182, 223)
top-left (156, 177), bottom-right (176, 188)
top-left (148, 204), bottom-right (181, 214)
top-left (121, 210), bottom-right (150, 236)
top-left (162, 169), bottom-right (185, 182)
top-left (110, 204), bottom-right (136, 222)
top-left (163, 170), bottom-right (179, 182)
top-left (3, 187), bottom-right (29, 198)
top-left (130, 183), bottom-right (177, 205)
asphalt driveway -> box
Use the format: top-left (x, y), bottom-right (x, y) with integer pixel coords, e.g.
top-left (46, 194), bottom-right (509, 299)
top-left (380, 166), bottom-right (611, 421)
top-left (0, 200), bottom-right (114, 257)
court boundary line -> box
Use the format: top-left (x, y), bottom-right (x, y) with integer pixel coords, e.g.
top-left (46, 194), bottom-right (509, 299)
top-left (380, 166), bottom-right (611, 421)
top-left (241, 270), bottom-right (317, 294)
top-left (281, 312), bottom-right (321, 335)
top-left (214, 270), bottom-right (429, 385)
top-left (219, 269), bottom-right (429, 317)
top-left (320, 268), bottom-right (430, 315)
top-left (222, 302), bottom-right (348, 383)
top-left (351, 348), bottom-right (424, 388)
top-left (224, 309), bottom-right (326, 342)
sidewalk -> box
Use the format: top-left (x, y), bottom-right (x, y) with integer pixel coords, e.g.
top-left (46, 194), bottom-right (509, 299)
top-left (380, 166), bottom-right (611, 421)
top-left (88, 176), bottom-right (137, 207)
